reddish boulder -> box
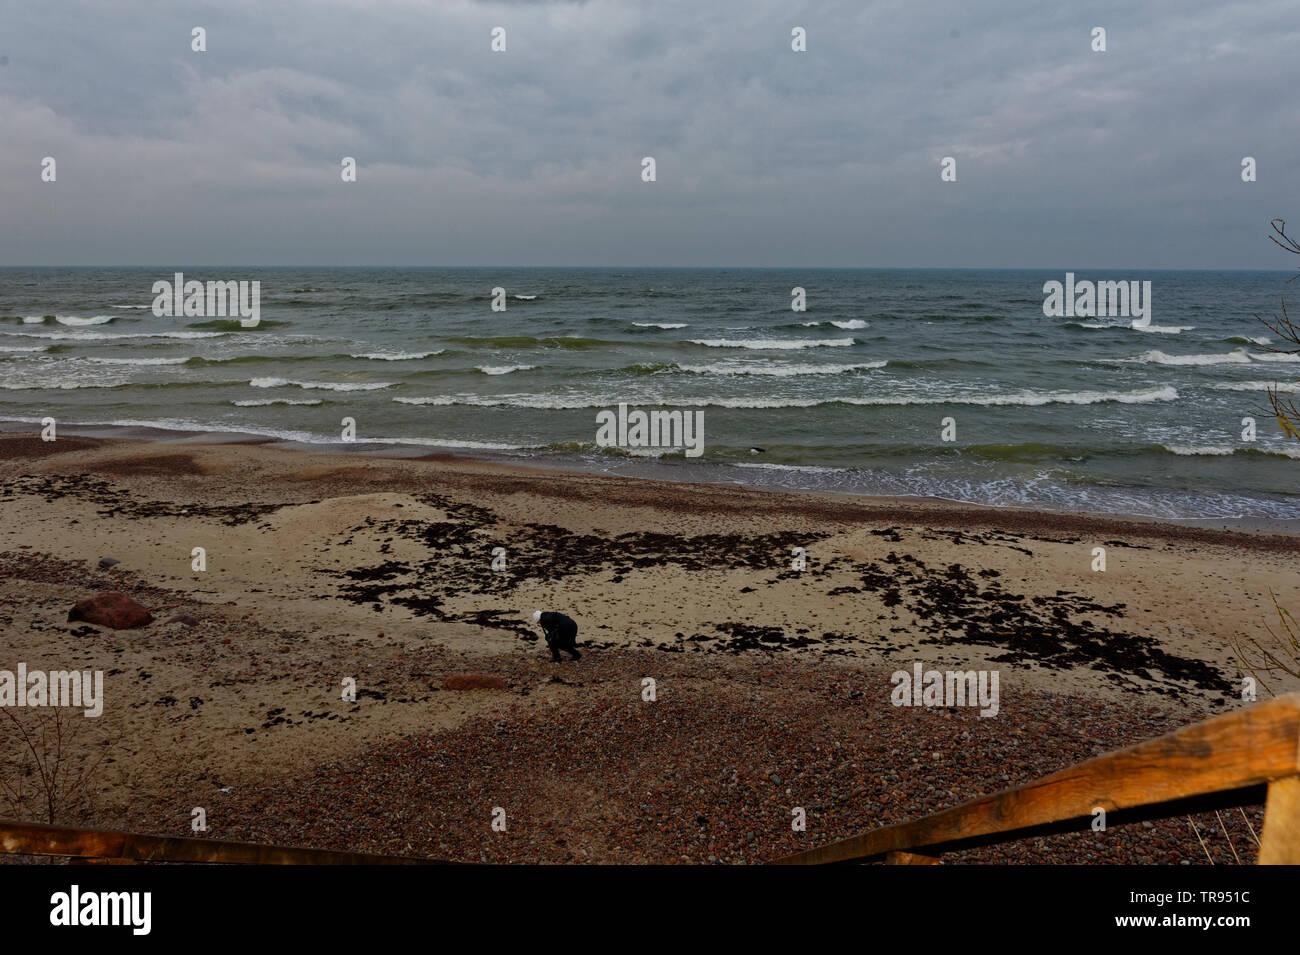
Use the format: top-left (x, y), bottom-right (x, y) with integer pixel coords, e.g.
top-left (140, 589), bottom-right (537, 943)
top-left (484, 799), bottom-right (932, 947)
top-left (443, 673), bottom-right (507, 691)
top-left (68, 591), bottom-right (154, 629)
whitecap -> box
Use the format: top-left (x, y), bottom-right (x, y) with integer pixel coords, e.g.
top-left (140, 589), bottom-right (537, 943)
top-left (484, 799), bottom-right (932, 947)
top-left (249, 377), bottom-right (394, 392)
top-left (391, 385), bottom-right (1178, 410)
top-left (688, 338), bottom-right (855, 350)
top-left (85, 356), bottom-right (189, 366)
top-left (677, 361), bottom-right (885, 376)
top-left (349, 350), bottom-right (443, 361)
top-left (232, 398), bottom-right (325, 406)
top-left (476, 365), bottom-right (536, 375)
top-left (1113, 348), bottom-right (1250, 366)
top-left (1213, 381), bottom-right (1300, 392)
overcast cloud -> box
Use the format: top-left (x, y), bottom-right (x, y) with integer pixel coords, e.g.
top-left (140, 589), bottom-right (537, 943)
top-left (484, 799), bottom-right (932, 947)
top-left (1, 0), bottom-right (1296, 267)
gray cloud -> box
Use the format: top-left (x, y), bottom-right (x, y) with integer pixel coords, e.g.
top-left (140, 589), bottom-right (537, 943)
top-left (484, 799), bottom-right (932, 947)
top-left (1, 0), bottom-right (1296, 266)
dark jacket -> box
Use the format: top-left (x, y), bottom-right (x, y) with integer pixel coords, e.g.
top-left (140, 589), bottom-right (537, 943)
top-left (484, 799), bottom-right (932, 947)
top-left (539, 612), bottom-right (577, 642)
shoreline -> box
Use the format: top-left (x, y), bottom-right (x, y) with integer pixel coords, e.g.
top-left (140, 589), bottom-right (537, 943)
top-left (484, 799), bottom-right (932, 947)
top-left (4, 417), bottom-right (1300, 537)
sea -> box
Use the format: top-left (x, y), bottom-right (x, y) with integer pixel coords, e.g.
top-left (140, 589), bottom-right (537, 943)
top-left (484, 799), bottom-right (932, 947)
top-left (2, 267), bottom-right (1299, 521)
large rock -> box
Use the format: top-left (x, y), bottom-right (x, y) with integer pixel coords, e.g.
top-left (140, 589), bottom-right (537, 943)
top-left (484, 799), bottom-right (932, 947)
top-left (443, 673), bottom-right (507, 691)
top-left (68, 591), bottom-right (154, 629)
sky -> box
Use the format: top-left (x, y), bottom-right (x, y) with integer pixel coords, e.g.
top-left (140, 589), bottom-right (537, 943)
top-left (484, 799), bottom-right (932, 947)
top-left (1, 0), bottom-right (1297, 268)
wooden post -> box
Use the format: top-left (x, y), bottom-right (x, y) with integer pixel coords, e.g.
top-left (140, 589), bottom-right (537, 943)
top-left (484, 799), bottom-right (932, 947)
top-left (1259, 775), bottom-right (1300, 865)
top-left (884, 851), bottom-right (941, 865)
top-left (0, 819), bottom-right (451, 864)
top-left (70, 857), bottom-right (136, 865)
top-left (771, 695), bottom-right (1300, 866)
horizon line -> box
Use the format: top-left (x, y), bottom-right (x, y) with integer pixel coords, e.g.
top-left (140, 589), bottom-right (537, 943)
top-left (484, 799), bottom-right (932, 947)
top-left (2, 264), bottom-right (1296, 273)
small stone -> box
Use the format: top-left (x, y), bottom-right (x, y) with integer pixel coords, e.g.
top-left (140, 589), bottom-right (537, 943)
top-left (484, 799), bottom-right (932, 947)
top-left (98, 557), bottom-right (120, 569)
top-left (159, 613), bottom-right (200, 627)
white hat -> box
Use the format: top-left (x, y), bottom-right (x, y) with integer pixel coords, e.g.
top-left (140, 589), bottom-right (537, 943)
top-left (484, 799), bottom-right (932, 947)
top-left (532, 610), bottom-right (543, 623)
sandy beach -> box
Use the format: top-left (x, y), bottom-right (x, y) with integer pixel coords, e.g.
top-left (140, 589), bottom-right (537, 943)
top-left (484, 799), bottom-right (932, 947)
top-left (2, 431), bottom-right (1297, 864)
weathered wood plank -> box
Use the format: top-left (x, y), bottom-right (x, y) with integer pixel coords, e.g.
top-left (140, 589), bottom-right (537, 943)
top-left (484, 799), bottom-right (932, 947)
top-left (773, 695), bottom-right (1300, 865)
top-left (1259, 776), bottom-right (1300, 865)
top-left (0, 819), bottom-right (454, 865)
top-left (884, 850), bottom-right (940, 865)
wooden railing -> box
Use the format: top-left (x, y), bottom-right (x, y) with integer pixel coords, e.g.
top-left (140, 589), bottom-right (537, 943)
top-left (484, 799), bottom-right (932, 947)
top-left (772, 694), bottom-right (1300, 865)
top-left (0, 820), bottom-right (455, 864)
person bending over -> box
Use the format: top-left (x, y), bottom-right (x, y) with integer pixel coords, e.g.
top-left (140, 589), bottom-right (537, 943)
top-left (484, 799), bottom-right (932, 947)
top-left (533, 610), bottom-right (582, 662)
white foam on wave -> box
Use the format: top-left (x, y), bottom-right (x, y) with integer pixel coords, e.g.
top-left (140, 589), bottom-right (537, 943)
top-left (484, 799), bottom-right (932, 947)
top-left (22, 416), bottom-right (325, 444)
top-left (1113, 348), bottom-right (1251, 366)
top-left (2, 329), bottom-right (223, 341)
top-left (1, 380), bottom-right (131, 391)
top-left (689, 337), bottom-right (855, 350)
top-left (1164, 445), bottom-right (1234, 456)
top-left (249, 377), bottom-right (394, 392)
top-left (393, 385), bottom-right (1178, 410)
top-left (368, 435), bottom-right (532, 451)
top-left (1164, 443), bottom-right (1300, 459)
top-left (476, 365), bottom-right (536, 375)
top-left (930, 386), bottom-right (1180, 407)
top-left (232, 398), bottom-right (325, 406)
top-left (1213, 381), bottom-right (1300, 393)
top-left (111, 305), bottom-right (152, 310)
top-left (1070, 321), bottom-right (1193, 334)
top-left (85, 356), bottom-right (189, 366)
top-left (633, 322), bottom-right (688, 329)
top-left (1248, 351), bottom-right (1300, 363)
top-left (0, 344), bottom-right (48, 353)
top-left (1134, 324), bottom-right (1195, 334)
top-left (54, 315), bottom-right (116, 326)
top-left (733, 462), bottom-right (845, 473)
top-left (20, 315), bottom-right (117, 326)
top-left (349, 350), bottom-right (443, 361)
top-left (798, 319), bottom-right (869, 330)
top-left (513, 294), bottom-right (538, 300)
top-left (677, 361), bottom-right (886, 376)
top-left (393, 395), bottom-right (584, 408)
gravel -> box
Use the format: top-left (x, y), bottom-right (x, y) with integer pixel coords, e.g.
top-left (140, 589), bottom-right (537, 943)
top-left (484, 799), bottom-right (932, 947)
top-left (170, 650), bottom-right (1264, 865)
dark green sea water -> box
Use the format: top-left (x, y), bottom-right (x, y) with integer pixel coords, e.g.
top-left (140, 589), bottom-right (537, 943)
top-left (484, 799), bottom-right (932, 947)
top-left (3, 267), bottom-right (1299, 519)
